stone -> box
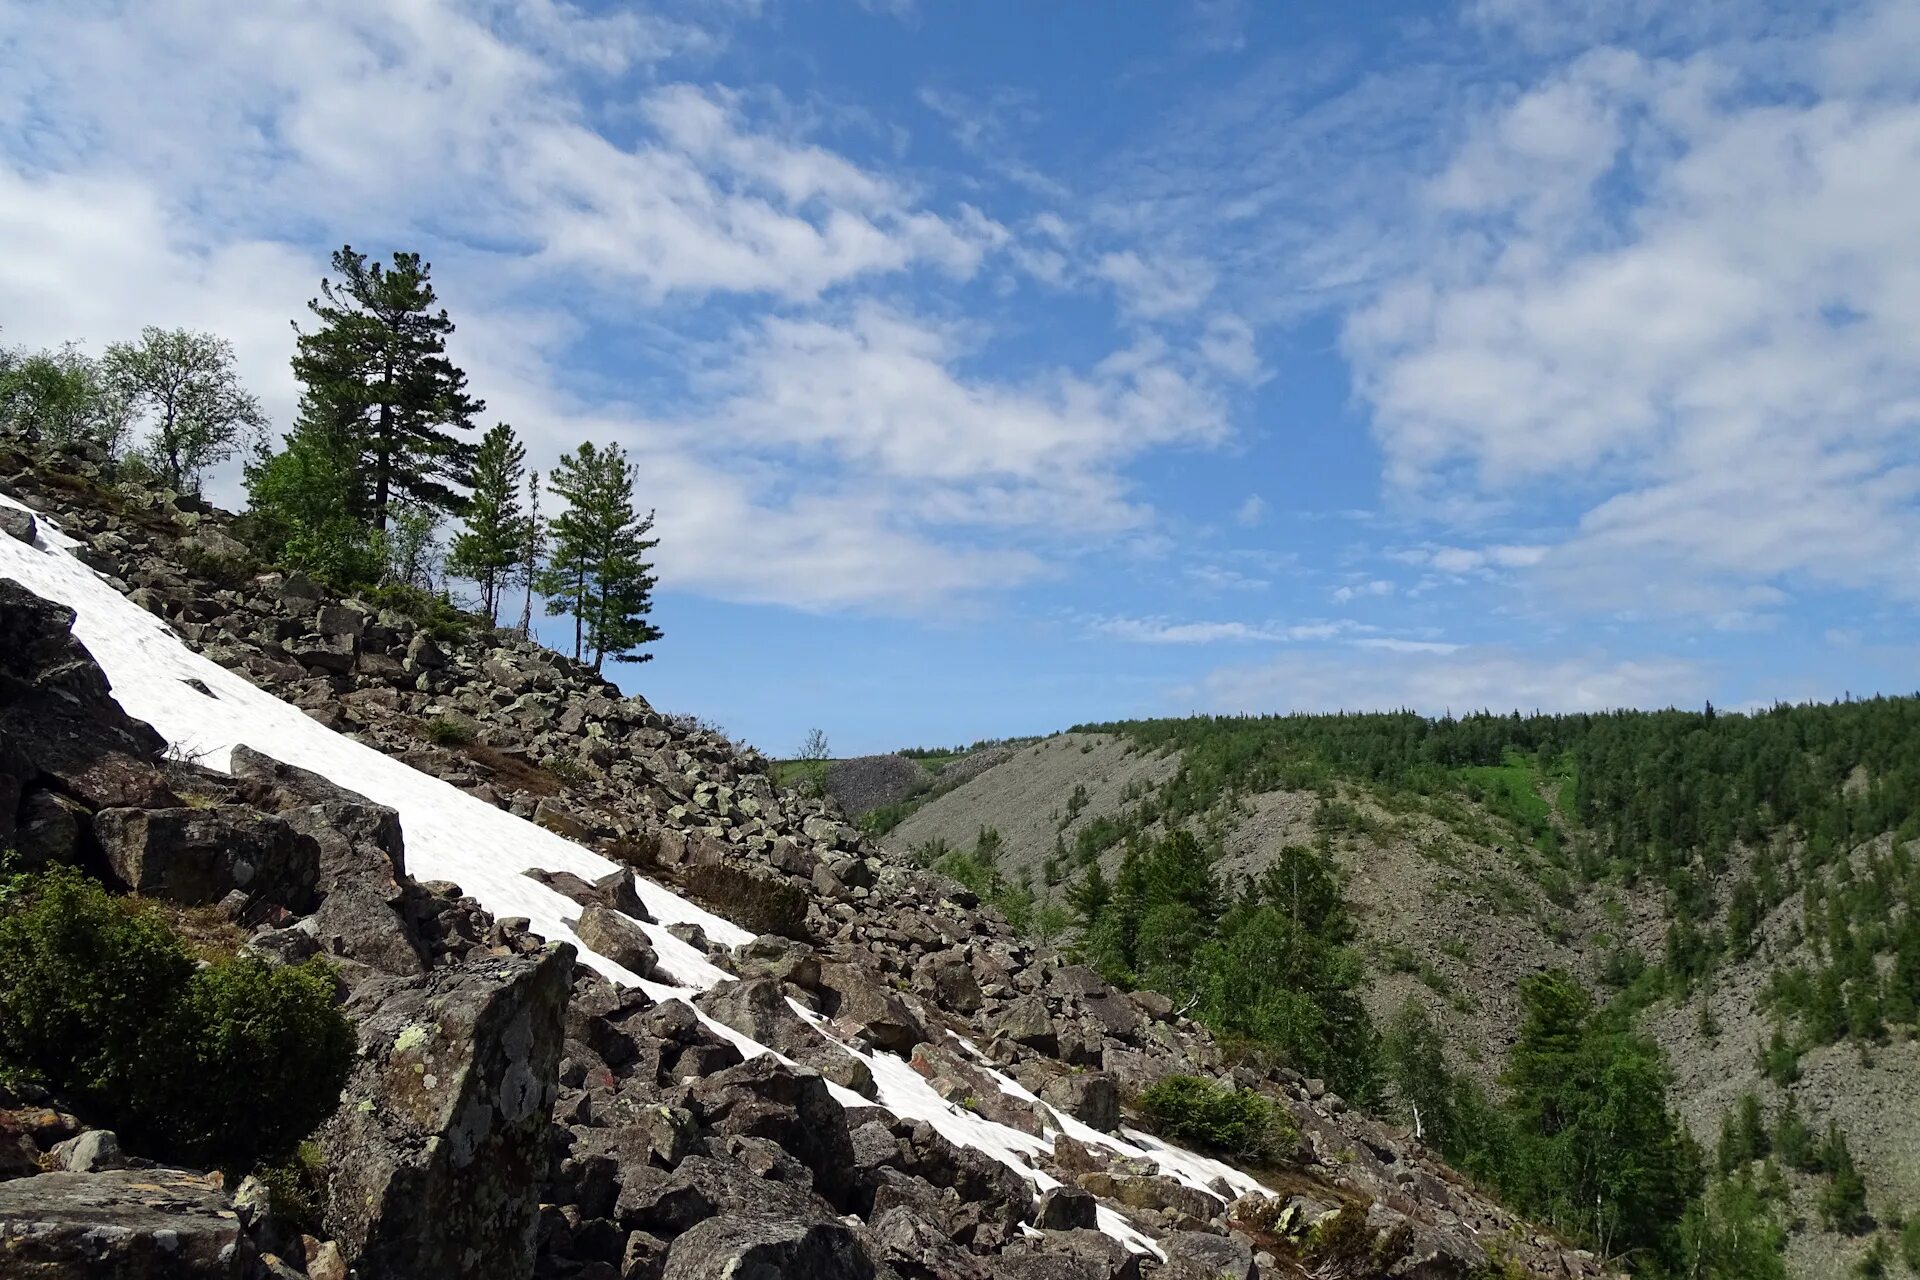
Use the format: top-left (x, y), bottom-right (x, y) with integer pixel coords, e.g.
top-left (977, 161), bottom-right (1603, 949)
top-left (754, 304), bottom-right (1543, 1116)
top-left (319, 945), bottom-right (574, 1280)
top-left (11, 789), bottom-right (86, 869)
top-left (817, 961), bottom-right (930, 1054)
top-left (921, 951), bottom-right (985, 1014)
top-left (659, 1212), bottom-right (880, 1280)
top-left (991, 996), bottom-right (1059, 1054)
top-left (684, 1055), bottom-right (862, 1213)
top-left (0, 504), bottom-right (37, 543)
top-left (92, 805), bottom-right (319, 910)
top-left (694, 979), bottom-right (875, 1099)
top-left (1039, 1071), bottom-right (1120, 1133)
top-left (534, 798), bottom-right (594, 840)
top-left (575, 906), bottom-right (658, 979)
top-left (1034, 1186), bottom-right (1098, 1231)
top-left (0, 1166), bottom-right (250, 1277)
top-left (1161, 1230), bottom-right (1255, 1280)
top-left (51, 1129), bottom-right (125, 1173)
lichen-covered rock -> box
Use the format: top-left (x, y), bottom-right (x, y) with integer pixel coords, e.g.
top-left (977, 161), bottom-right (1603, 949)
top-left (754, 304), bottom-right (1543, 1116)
top-left (318, 944), bottom-right (573, 1280)
top-left (91, 805), bottom-right (318, 909)
top-left (0, 1166), bottom-right (250, 1278)
top-left (659, 1210), bottom-right (882, 1280)
top-left (574, 905), bottom-right (658, 979)
top-left (680, 862), bottom-right (810, 939)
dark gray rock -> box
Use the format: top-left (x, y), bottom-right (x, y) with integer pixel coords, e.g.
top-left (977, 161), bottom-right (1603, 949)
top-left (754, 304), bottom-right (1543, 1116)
top-left (1039, 1072), bottom-right (1120, 1133)
top-left (659, 1211), bottom-right (881, 1280)
top-left (680, 862), bottom-right (810, 940)
top-left (319, 945), bottom-right (574, 1280)
top-left (92, 805), bottom-right (319, 910)
top-left (575, 905), bottom-right (658, 979)
top-left (695, 978), bottom-right (875, 1098)
top-left (0, 1166), bottom-right (250, 1278)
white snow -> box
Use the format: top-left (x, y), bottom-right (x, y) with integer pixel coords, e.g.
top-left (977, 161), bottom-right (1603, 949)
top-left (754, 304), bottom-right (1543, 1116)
top-left (0, 493), bottom-right (1282, 1255)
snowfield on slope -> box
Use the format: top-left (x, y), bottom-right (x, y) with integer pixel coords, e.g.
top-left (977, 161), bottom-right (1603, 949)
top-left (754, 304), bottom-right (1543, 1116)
top-left (0, 492), bottom-right (1276, 1255)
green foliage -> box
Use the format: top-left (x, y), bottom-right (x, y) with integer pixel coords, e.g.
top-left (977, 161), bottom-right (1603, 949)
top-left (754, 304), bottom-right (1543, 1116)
top-left (1715, 1092), bottom-right (1769, 1173)
top-left (243, 422), bottom-right (382, 585)
top-left (539, 440), bottom-right (662, 670)
top-left (1901, 1216), bottom-right (1920, 1272)
top-left (1078, 832), bottom-right (1379, 1102)
top-left (424, 715), bottom-right (476, 746)
top-left (0, 867), bottom-right (351, 1171)
top-left (100, 327), bottom-right (266, 493)
top-left (0, 338), bottom-right (128, 448)
top-left (290, 246), bottom-right (483, 531)
top-left (1773, 1095), bottom-right (1818, 1172)
top-left (1818, 1123), bottom-right (1871, 1234)
top-left (1677, 1170), bottom-right (1790, 1280)
top-left (1138, 1074), bottom-right (1295, 1163)
top-left (446, 422), bottom-right (529, 623)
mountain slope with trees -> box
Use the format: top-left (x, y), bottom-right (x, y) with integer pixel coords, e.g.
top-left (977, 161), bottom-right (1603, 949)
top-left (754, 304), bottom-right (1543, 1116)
top-left (888, 708), bottom-right (1920, 1279)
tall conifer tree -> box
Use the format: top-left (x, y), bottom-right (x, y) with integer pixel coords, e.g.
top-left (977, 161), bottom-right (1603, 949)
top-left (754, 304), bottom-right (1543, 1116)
top-left (538, 442), bottom-right (662, 670)
top-left (447, 423), bottom-right (528, 624)
top-left (290, 246), bottom-right (482, 531)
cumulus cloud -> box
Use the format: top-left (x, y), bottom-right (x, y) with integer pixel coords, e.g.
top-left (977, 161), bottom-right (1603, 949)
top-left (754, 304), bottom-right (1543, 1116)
top-left (1345, 2), bottom-right (1920, 613)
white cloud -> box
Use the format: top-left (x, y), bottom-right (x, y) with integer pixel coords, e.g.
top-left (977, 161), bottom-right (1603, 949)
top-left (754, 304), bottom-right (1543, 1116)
top-left (705, 304), bottom-right (1237, 534)
top-left (1092, 616), bottom-right (1362, 645)
top-left (1346, 3), bottom-right (1920, 612)
top-left (1332, 579), bottom-right (1395, 603)
top-left (1094, 250), bottom-right (1217, 318)
top-left (1187, 564), bottom-right (1269, 593)
top-left (1233, 495), bottom-right (1267, 527)
top-left (1199, 647), bottom-right (1705, 714)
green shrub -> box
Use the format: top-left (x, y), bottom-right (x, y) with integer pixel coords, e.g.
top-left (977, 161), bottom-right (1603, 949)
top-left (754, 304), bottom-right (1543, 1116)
top-left (1901, 1216), bottom-right (1920, 1272)
top-left (0, 867), bottom-right (352, 1171)
top-left (1138, 1074), bottom-right (1295, 1163)
top-left (424, 715), bottom-right (476, 747)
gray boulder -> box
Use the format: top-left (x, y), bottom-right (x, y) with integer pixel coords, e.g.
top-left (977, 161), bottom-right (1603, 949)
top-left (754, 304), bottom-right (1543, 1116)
top-left (660, 1211), bottom-right (881, 1280)
top-left (575, 905), bottom-right (658, 979)
top-left (0, 1167), bottom-right (250, 1277)
top-left (92, 805), bottom-right (318, 910)
top-left (319, 945), bottom-right (574, 1279)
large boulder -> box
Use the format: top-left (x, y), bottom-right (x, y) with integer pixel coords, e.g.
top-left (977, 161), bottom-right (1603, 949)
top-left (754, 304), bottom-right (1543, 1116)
top-left (0, 1166), bottom-right (250, 1278)
top-left (319, 945), bottom-right (574, 1280)
top-left (694, 978), bottom-right (875, 1098)
top-left (574, 905), bottom-right (658, 979)
top-left (659, 1211), bottom-right (881, 1280)
top-left (91, 805), bottom-right (318, 909)
top-left (0, 580), bottom-right (177, 814)
top-left (817, 961), bottom-right (930, 1055)
top-left (685, 1054), bottom-right (862, 1213)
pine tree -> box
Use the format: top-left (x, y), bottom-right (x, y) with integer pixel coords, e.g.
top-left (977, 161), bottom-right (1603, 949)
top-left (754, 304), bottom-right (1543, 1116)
top-left (290, 246), bottom-right (482, 531)
top-left (446, 423), bottom-right (527, 624)
top-left (100, 327), bottom-right (266, 493)
top-left (539, 442), bottom-right (663, 670)
top-left (515, 470), bottom-right (544, 637)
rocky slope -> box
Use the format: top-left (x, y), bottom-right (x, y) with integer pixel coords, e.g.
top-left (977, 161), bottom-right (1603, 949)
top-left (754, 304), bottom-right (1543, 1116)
top-left (0, 428), bottom-right (1609, 1279)
top-left (889, 731), bottom-right (1920, 1279)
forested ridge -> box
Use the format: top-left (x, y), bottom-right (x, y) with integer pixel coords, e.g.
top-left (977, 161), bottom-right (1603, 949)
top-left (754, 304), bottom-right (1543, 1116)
top-left (1001, 698), bottom-right (1920, 1277)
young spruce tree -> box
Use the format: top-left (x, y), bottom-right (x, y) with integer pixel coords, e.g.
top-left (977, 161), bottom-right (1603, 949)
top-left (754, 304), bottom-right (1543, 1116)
top-left (290, 246), bottom-right (482, 531)
top-left (539, 442), bottom-right (662, 670)
top-left (447, 423), bottom-right (528, 624)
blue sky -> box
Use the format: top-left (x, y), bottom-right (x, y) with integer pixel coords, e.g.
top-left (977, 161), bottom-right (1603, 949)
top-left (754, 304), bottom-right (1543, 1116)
top-left (4, 0), bottom-right (1919, 755)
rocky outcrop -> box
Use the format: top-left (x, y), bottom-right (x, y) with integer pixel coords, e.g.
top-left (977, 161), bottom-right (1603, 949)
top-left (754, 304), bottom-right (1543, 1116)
top-left (0, 1166), bottom-right (250, 1278)
top-left (317, 945), bottom-right (573, 1280)
top-left (824, 753), bottom-right (930, 821)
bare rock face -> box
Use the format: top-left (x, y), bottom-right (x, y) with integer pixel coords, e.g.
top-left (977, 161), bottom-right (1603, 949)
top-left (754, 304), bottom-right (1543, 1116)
top-left (0, 579), bottom-right (178, 816)
top-left (0, 1166), bottom-right (250, 1278)
top-left (318, 945), bottom-right (574, 1280)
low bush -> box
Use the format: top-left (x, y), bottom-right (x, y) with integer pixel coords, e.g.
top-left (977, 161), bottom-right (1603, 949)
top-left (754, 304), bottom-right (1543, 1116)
top-left (0, 866), bottom-right (353, 1171)
top-left (424, 715), bottom-right (476, 747)
top-left (1138, 1073), bottom-right (1295, 1164)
